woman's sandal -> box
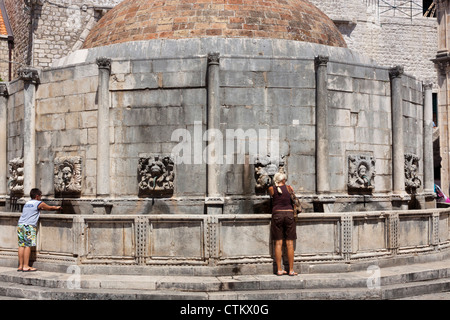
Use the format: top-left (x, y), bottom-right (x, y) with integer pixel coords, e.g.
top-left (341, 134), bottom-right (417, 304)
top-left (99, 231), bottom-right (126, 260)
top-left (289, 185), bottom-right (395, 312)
top-left (289, 271), bottom-right (298, 276)
top-left (276, 270), bottom-right (288, 276)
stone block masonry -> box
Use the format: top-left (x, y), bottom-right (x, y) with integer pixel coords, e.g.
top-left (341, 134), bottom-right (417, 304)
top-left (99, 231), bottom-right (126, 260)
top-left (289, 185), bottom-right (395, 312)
top-left (0, 209), bottom-right (448, 272)
top-left (0, 38), bottom-right (431, 216)
top-left (2, 0), bottom-right (122, 77)
top-left (0, 3), bottom-right (441, 275)
top-left (3, 0), bottom-right (29, 75)
top-left (310, 0), bottom-right (438, 86)
top-left (0, 39), bottom-right (8, 81)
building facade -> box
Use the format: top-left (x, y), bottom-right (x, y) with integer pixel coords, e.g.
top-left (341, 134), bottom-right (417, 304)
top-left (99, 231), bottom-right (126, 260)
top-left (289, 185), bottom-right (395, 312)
top-left (310, 0), bottom-right (438, 87)
top-left (1, 0), bottom-right (122, 78)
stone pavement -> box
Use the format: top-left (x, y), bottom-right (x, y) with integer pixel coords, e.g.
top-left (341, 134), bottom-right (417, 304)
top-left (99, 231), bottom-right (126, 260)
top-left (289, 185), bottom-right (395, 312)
top-left (398, 291), bottom-right (450, 300)
top-left (0, 258), bottom-right (449, 300)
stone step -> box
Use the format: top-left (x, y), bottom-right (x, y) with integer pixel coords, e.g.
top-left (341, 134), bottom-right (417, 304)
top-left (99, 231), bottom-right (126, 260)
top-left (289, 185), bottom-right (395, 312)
top-left (0, 277), bottom-right (449, 301)
top-left (209, 278), bottom-right (450, 300)
top-left (0, 259), bottom-right (449, 300)
top-left (1, 262), bottom-right (450, 293)
top-left (0, 281), bottom-right (209, 300)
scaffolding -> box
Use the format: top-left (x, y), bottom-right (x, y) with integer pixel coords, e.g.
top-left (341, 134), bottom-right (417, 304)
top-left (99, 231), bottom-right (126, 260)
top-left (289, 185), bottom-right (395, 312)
top-left (424, 1), bottom-right (436, 17)
top-left (364, 0), bottom-right (436, 20)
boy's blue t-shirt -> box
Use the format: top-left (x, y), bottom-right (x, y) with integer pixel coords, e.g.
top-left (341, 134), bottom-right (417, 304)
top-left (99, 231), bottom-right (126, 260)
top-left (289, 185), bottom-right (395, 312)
top-left (18, 200), bottom-right (42, 227)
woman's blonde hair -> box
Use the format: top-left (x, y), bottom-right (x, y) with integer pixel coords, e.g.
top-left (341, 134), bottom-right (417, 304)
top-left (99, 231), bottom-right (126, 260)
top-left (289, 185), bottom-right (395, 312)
top-left (274, 172), bottom-right (287, 185)
top-left (273, 172), bottom-right (287, 194)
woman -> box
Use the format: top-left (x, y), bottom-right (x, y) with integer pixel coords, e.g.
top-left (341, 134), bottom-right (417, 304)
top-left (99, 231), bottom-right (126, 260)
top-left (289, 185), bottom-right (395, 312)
top-left (268, 172), bottom-right (298, 276)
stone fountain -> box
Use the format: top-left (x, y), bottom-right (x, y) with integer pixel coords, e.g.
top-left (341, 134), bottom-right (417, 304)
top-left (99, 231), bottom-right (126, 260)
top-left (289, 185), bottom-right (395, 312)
top-left (0, 0), bottom-right (448, 275)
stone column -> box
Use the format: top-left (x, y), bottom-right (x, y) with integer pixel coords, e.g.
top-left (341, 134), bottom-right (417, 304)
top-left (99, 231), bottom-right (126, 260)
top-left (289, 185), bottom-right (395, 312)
top-left (96, 58), bottom-right (111, 197)
top-left (0, 84), bottom-right (8, 196)
top-left (389, 66), bottom-right (406, 197)
top-left (20, 68), bottom-right (40, 197)
top-left (423, 83), bottom-right (434, 193)
top-left (315, 56), bottom-right (330, 194)
top-left (206, 52), bottom-right (224, 214)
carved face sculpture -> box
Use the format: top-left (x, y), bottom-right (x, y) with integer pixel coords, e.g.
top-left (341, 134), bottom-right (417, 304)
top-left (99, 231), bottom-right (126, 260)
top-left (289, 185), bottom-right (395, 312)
top-left (138, 156), bottom-right (175, 197)
top-left (150, 159), bottom-right (163, 177)
top-left (347, 155), bottom-right (375, 191)
top-left (62, 166), bottom-right (73, 185)
top-left (358, 165), bottom-right (367, 177)
top-left (254, 155), bottom-right (286, 194)
top-left (257, 167), bottom-right (272, 188)
top-left (54, 157), bottom-right (82, 197)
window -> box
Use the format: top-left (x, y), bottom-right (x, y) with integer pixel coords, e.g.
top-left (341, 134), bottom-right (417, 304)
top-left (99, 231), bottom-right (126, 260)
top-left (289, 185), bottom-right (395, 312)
top-left (423, 0), bottom-right (436, 17)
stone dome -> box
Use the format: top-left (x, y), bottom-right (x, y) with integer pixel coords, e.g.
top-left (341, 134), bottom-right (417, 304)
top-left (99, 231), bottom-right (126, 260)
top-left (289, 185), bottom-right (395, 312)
top-left (82, 0), bottom-right (347, 49)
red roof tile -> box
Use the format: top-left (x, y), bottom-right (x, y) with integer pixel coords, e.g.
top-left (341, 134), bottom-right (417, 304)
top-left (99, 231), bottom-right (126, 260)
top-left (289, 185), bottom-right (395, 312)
top-left (0, 7), bottom-right (7, 36)
top-left (83, 0), bottom-right (347, 49)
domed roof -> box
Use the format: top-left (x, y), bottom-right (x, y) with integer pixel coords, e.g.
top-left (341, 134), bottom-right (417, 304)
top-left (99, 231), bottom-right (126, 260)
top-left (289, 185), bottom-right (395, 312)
top-left (82, 0), bottom-right (347, 49)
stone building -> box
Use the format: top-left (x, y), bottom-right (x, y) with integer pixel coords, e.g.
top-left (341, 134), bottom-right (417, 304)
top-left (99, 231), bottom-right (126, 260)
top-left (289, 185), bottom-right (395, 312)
top-left (310, 0), bottom-right (438, 87)
top-left (1, 0), bottom-right (121, 78)
top-left (0, 0), bottom-right (13, 82)
top-left (0, 0), bottom-right (447, 275)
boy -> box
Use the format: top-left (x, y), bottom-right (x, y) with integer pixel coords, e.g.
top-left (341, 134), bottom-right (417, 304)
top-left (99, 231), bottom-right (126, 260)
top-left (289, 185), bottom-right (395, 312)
top-left (17, 188), bottom-right (62, 272)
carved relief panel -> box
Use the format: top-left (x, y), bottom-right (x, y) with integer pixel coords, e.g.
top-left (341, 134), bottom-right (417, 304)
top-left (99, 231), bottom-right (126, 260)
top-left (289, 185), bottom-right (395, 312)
top-left (54, 156), bottom-right (82, 198)
top-left (138, 156), bottom-right (174, 197)
top-left (254, 155), bottom-right (286, 194)
top-left (8, 158), bottom-right (24, 196)
top-left (347, 154), bottom-right (376, 191)
top-left (404, 153), bottom-right (422, 192)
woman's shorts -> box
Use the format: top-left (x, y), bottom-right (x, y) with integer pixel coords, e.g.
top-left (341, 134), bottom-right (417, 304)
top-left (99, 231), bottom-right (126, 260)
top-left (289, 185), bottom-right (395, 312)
top-left (17, 225), bottom-right (37, 247)
top-left (271, 211), bottom-right (297, 241)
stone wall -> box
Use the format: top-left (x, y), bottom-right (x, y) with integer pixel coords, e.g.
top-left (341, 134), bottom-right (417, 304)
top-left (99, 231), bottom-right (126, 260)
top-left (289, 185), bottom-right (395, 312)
top-left (4, 0), bottom-right (29, 73)
top-left (0, 38), bottom-right (431, 214)
top-left (110, 58), bottom-right (207, 198)
top-left (2, 0), bottom-right (120, 77)
top-left (310, 0), bottom-right (438, 86)
top-left (0, 209), bottom-right (448, 274)
top-left (0, 38), bottom-right (8, 81)
top-left (35, 64), bottom-right (99, 196)
top-left (31, 0), bottom-right (122, 69)
top-left (5, 80), bottom-right (24, 160)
